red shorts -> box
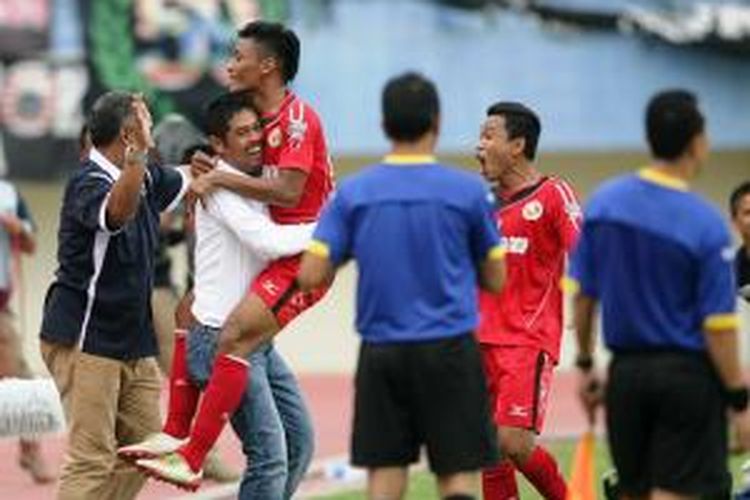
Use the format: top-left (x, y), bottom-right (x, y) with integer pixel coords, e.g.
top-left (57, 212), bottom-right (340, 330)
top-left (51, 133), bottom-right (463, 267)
top-left (250, 255), bottom-right (329, 328)
top-left (480, 344), bottom-right (554, 434)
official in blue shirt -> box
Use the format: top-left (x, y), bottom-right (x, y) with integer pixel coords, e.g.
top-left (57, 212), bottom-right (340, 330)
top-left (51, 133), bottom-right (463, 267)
top-left (39, 91), bottom-right (188, 500)
top-left (730, 181), bottom-right (750, 302)
top-left (569, 90), bottom-right (750, 499)
top-left (298, 72), bottom-right (505, 500)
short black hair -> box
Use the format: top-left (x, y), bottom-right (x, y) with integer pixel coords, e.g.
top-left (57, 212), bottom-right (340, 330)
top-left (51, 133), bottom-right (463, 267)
top-left (730, 181), bottom-right (750, 217)
top-left (486, 101), bottom-right (541, 160)
top-left (204, 91), bottom-right (256, 140)
top-left (181, 143), bottom-right (215, 164)
top-left (646, 89), bottom-right (705, 161)
top-left (78, 123), bottom-right (90, 152)
top-left (382, 72), bottom-right (440, 142)
top-left (238, 21), bottom-right (300, 83)
top-left (87, 91), bottom-right (135, 148)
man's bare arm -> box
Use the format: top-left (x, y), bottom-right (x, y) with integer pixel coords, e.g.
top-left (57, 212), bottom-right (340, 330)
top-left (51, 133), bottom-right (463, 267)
top-left (0, 214), bottom-right (35, 254)
top-left (194, 168), bottom-right (307, 207)
top-left (478, 249), bottom-right (506, 293)
top-left (297, 251), bottom-right (335, 291)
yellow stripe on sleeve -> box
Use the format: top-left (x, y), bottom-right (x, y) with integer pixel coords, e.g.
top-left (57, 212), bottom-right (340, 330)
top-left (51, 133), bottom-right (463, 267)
top-left (561, 276), bottom-right (580, 294)
top-left (487, 245), bottom-right (506, 261)
top-left (704, 314), bottom-right (739, 331)
top-left (307, 240), bottom-right (331, 259)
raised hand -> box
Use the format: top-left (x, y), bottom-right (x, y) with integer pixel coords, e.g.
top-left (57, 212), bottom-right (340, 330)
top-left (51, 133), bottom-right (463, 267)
top-left (190, 150), bottom-right (216, 178)
top-left (127, 95), bottom-right (155, 153)
top-left (190, 172), bottom-right (219, 204)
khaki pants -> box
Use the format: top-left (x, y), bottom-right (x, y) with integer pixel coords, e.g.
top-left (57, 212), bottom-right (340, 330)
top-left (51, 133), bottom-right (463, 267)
top-left (0, 309), bottom-right (32, 378)
top-left (151, 287), bottom-right (179, 375)
top-left (41, 340), bottom-right (161, 500)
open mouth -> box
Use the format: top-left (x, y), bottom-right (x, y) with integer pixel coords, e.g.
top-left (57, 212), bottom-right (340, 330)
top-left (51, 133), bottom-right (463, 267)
top-left (476, 152), bottom-right (486, 168)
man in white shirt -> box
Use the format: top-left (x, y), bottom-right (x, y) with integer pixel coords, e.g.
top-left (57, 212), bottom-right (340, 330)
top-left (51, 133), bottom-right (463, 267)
top-left (126, 92), bottom-right (315, 497)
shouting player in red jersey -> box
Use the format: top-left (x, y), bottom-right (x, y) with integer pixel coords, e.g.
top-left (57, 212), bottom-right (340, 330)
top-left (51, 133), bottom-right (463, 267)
top-left (476, 102), bottom-right (580, 500)
top-left (125, 21), bottom-right (333, 489)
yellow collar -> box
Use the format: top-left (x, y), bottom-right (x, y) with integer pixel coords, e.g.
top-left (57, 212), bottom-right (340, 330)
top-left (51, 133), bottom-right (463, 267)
top-left (383, 154), bottom-right (437, 165)
top-left (638, 167), bottom-right (689, 191)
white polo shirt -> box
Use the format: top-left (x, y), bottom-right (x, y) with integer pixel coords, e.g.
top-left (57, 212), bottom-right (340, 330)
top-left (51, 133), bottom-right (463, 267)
top-left (192, 160), bottom-right (314, 327)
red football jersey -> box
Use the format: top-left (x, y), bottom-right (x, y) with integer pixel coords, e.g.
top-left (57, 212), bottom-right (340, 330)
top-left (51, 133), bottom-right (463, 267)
top-left (477, 176), bottom-right (581, 362)
top-left (262, 91), bottom-right (334, 224)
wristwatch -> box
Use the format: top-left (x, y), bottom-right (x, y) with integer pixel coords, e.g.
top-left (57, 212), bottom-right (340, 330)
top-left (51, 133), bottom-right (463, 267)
top-left (727, 386), bottom-right (749, 412)
top-left (125, 149), bottom-right (148, 164)
top-left (574, 353), bottom-right (594, 372)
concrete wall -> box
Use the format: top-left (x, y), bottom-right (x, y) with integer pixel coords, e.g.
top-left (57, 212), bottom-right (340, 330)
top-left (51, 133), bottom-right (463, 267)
top-left (12, 150), bottom-right (750, 375)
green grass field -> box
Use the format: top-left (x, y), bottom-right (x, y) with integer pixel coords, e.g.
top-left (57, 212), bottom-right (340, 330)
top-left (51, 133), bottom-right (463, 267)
top-left (315, 438), bottom-right (749, 499)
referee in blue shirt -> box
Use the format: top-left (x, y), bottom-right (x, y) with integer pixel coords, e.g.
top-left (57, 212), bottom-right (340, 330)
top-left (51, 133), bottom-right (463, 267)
top-left (39, 92), bottom-right (188, 500)
top-left (570, 90), bottom-right (750, 499)
top-left (298, 72), bottom-right (505, 500)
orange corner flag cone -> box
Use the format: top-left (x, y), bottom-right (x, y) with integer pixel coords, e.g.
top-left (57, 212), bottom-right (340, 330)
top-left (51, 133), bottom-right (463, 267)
top-left (566, 431), bottom-right (596, 500)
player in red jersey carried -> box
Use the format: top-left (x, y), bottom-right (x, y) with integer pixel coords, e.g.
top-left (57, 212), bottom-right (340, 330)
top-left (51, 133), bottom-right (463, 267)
top-left (476, 102), bottom-right (581, 500)
top-left (124, 21), bottom-right (333, 490)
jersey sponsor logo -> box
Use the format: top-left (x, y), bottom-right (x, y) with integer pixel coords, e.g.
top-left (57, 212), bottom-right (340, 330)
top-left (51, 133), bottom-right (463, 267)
top-left (267, 126), bottom-right (283, 148)
top-left (522, 199), bottom-right (544, 221)
top-left (500, 236), bottom-right (529, 254)
top-left (508, 404), bottom-right (529, 418)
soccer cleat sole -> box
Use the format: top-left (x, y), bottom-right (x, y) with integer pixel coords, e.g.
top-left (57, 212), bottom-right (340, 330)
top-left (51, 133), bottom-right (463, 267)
top-left (136, 462), bottom-right (201, 492)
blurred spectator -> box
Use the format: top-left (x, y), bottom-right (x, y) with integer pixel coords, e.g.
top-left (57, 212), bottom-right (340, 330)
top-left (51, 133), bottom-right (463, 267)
top-left (730, 181), bottom-right (750, 301)
top-left (0, 176), bottom-right (55, 483)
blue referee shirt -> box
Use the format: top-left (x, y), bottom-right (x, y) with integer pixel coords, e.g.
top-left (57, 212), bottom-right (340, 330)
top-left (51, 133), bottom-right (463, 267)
top-left (311, 155), bottom-right (503, 343)
top-left (570, 167), bottom-right (737, 352)
top-left (41, 148), bottom-right (187, 360)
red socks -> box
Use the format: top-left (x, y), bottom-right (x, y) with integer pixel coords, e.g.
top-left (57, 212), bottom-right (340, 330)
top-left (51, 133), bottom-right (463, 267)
top-left (178, 354), bottom-right (249, 472)
top-left (517, 446), bottom-right (567, 500)
top-left (483, 447), bottom-right (566, 500)
top-left (482, 460), bottom-right (519, 499)
top-left (162, 331), bottom-right (200, 439)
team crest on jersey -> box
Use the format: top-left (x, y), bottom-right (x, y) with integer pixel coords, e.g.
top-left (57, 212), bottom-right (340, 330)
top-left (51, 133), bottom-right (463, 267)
top-left (267, 126), bottom-right (283, 148)
top-left (522, 200), bottom-right (544, 221)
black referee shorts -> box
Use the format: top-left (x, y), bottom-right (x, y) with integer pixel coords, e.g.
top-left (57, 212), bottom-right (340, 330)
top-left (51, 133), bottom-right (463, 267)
top-left (351, 333), bottom-right (499, 475)
top-left (606, 351), bottom-right (731, 497)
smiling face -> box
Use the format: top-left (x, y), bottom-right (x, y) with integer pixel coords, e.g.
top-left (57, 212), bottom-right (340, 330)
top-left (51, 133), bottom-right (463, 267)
top-left (211, 108), bottom-right (263, 172)
top-left (226, 38), bottom-right (274, 93)
top-left (476, 114), bottom-right (522, 186)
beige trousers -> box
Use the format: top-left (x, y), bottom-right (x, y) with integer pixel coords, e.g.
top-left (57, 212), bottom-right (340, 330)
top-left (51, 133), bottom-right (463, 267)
top-left (0, 309), bottom-right (31, 378)
top-left (41, 341), bottom-right (161, 500)
top-left (151, 287), bottom-right (179, 375)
